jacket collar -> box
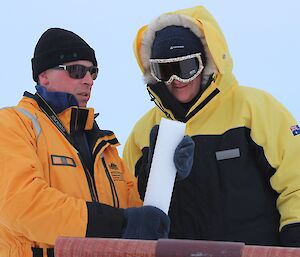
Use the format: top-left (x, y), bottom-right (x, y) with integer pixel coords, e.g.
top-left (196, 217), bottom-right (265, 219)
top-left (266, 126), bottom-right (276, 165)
top-left (35, 85), bottom-right (78, 114)
top-left (24, 87), bottom-right (95, 133)
top-left (147, 74), bottom-right (218, 122)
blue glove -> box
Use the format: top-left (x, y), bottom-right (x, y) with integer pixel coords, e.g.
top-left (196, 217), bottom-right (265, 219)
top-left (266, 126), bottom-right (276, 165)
top-left (122, 205), bottom-right (170, 240)
top-left (137, 125), bottom-right (195, 200)
top-left (149, 125), bottom-right (195, 180)
top-left (174, 135), bottom-right (195, 180)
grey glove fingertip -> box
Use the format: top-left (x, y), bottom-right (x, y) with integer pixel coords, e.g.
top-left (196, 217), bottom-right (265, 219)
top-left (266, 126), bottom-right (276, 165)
top-left (174, 136), bottom-right (195, 180)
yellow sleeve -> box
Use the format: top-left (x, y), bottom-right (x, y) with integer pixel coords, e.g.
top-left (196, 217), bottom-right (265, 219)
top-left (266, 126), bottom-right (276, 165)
top-left (249, 91), bottom-right (300, 230)
top-left (122, 129), bottom-right (143, 176)
top-left (0, 108), bottom-right (87, 245)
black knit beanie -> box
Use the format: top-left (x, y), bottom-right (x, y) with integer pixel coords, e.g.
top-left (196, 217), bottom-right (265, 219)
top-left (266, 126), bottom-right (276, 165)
top-left (31, 28), bottom-right (97, 82)
top-left (151, 25), bottom-right (206, 66)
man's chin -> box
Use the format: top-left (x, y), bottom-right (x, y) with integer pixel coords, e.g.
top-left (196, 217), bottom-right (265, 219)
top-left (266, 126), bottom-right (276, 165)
top-left (78, 100), bottom-right (88, 107)
top-left (77, 96), bottom-right (90, 107)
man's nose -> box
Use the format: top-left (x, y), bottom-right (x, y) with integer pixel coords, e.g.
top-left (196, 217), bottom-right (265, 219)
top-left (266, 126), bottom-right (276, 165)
top-left (171, 79), bottom-right (183, 86)
top-left (82, 72), bottom-right (94, 87)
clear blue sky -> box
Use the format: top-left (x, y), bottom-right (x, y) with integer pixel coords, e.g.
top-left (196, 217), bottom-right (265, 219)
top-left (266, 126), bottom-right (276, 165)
top-left (2, 1), bottom-right (299, 152)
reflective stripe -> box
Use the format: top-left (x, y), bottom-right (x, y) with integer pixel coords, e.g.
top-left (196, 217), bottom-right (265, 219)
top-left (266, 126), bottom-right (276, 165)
top-left (216, 148), bottom-right (240, 161)
top-left (15, 107), bottom-right (41, 138)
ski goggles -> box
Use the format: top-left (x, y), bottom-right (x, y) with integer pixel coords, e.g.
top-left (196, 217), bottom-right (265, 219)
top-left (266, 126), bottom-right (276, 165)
top-left (149, 53), bottom-right (204, 85)
top-left (53, 64), bottom-right (99, 80)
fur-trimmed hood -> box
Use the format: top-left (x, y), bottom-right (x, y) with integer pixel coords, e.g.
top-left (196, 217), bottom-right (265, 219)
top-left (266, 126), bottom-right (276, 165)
top-left (133, 6), bottom-right (234, 89)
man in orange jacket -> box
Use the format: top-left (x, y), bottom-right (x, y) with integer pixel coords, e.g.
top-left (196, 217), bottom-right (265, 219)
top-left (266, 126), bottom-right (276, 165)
top-left (0, 28), bottom-right (171, 257)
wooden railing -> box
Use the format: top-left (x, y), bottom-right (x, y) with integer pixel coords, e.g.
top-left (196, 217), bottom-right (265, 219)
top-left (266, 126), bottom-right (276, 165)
top-left (55, 237), bottom-right (300, 257)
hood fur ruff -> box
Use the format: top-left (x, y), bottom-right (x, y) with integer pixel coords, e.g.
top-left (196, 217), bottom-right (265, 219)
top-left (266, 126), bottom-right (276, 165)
top-left (140, 13), bottom-right (218, 86)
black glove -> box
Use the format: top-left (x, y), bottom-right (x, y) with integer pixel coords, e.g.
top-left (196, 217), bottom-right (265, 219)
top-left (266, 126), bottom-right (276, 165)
top-left (122, 205), bottom-right (170, 240)
top-left (137, 125), bottom-right (159, 199)
top-left (147, 124), bottom-right (160, 169)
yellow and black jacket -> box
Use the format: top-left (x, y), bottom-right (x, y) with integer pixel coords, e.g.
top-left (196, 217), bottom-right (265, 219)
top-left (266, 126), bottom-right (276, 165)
top-left (123, 6), bottom-right (300, 246)
top-left (0, 91), bottom-right (142, 257)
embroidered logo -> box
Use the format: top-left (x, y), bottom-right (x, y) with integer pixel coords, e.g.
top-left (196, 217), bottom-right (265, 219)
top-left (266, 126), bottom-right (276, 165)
top-left (109, 163), bottom-right (118, 170)
top-left (109, 162), bottom-right (124, 181)
top-left (290, 125), bottom-right (300, 136)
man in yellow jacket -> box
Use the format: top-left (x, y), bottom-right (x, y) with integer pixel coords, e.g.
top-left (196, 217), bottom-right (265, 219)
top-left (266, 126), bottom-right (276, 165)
top-left (123, 6), bottom-right (300, 246)
top-left (0, 28), bottom-right (170, 257)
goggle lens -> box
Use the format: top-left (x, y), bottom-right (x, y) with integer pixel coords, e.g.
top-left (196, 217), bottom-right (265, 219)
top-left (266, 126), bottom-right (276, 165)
top-left (151, 58), bottom-right (199, 81)
top-left (150, 53), bottom-right (203, 84)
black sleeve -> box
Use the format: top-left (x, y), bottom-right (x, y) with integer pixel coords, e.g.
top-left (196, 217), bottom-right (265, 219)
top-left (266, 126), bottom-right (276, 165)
top-left (135, 148), bottom-right (151, 200)
top-left (280, 223), bottom-right (300, 247)
top-left (86, 202), bottom-right (125, 238)
top-left (135, 125), bottom-right (159, 200)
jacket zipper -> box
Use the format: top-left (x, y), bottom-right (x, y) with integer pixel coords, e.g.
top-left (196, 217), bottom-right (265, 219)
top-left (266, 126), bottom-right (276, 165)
top-left (73, 108), bottom-right (99, 202)
top-left (101, 154), bottom-right (119, 208)
top-left (77, 153), bottom-right (99, 202)
top-left (29, 93), bottom-right (99, 203)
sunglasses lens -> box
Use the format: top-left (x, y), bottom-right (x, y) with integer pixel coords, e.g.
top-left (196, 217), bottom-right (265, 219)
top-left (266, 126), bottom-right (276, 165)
top-left (89, 66), bottom-right (99, 80)
top-left (66, 65), bottom-right (98, 80)
top-left (151, 57), bottom-right (200, 82)
top-left (67, 65), bottom-right (86, 79)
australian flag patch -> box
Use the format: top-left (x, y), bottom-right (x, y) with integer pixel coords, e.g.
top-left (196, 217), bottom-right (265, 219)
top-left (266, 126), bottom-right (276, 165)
top-left (290, 125), bottom-right (300, 136)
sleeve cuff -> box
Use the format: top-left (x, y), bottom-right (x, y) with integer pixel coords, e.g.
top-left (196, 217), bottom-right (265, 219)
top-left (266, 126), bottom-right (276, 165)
top-left (280, 223), bottom-right (300, 247)
top-left (86, 201), bottom-right (125, 238)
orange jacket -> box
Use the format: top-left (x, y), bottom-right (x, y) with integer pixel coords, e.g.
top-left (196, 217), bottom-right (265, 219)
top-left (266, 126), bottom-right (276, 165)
top-left (0, 94), bottom-right (142, 257)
